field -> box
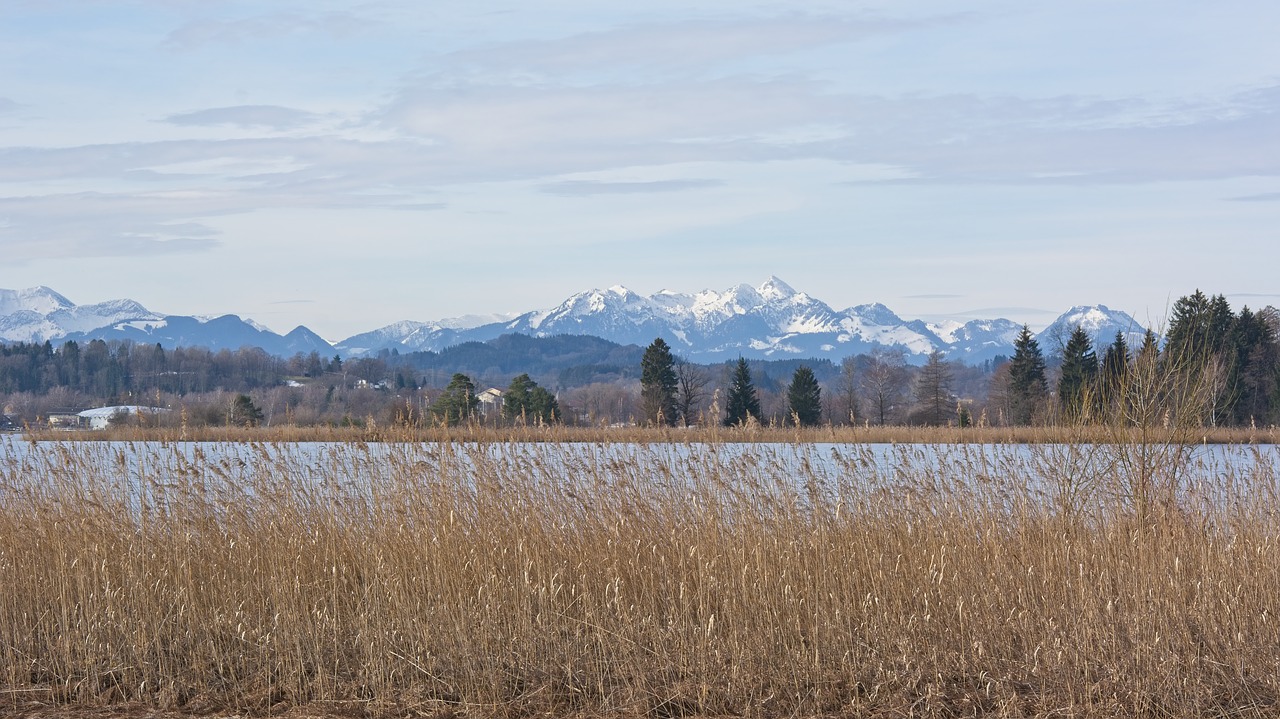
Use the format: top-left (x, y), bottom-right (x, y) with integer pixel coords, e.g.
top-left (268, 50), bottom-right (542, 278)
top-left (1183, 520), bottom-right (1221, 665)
top-left (3, 433), bottom-right (1280, 718)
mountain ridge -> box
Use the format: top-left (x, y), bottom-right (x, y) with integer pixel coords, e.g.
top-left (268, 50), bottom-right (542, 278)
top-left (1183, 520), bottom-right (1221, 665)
top-left (0, 279), bottom-right (1152, 366)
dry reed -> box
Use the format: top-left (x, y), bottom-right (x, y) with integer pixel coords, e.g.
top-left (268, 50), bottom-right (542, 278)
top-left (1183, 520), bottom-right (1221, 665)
top-left (3, 436), bottom-right (1280, 718)
top-left (23, 421), bottom-right (1280, 446)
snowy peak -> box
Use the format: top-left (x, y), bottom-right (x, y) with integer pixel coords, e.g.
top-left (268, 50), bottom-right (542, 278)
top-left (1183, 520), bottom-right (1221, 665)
top-left (848, 303), bottom-right (904, 326)
top-left (1037, 304), bottom-right (1148, 356)
top-left (0, 288), bottom-right (163, 343)
top-left (0, 286), bottom-right (333, 357)
top-left (0, 286), bottom-right (75, 316)
top-left (757, 275), bottom-right (797, 301)
top-left (2, 281), bottom-right (1162, 366)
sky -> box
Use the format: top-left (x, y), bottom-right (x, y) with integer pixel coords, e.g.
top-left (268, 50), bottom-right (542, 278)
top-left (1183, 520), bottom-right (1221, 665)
top-left (2, 0), bottom-right (1279, 342)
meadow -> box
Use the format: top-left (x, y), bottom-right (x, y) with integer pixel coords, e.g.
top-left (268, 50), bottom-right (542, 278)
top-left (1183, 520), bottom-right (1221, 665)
top-left (3, 432), bottom-right (1280, 718)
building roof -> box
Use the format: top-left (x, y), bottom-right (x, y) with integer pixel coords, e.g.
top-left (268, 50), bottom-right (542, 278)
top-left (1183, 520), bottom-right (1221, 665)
top-left (77, 405), bottom-right (171, 419)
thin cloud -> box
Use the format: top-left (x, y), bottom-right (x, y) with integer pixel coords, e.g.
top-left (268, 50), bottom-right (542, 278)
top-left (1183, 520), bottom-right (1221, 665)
top-left (436, 13), bottom-right (972, 77)
top-left (163, 12), bottom-right (374, 50)
top-left (903, 293), bottom-right (965, 299)
top-left (165, 105), bottom-right (321, 130)
top-left (0, 98), bottom-right (19, 113)
top-left (540, 179), bottom-right (725, 196)
top-left (959, 307), bottom-right (1058, 317)
top-left (1225, 192), bottom-right (1280, 202)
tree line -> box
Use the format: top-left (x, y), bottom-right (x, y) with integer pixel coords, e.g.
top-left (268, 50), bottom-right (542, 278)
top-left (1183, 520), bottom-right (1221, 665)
top-left (986, 293), bottom-right (1279, 428)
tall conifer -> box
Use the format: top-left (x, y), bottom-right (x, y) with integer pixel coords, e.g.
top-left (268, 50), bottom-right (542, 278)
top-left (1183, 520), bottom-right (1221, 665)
top-left (724, 358), bottom-right (762, 427)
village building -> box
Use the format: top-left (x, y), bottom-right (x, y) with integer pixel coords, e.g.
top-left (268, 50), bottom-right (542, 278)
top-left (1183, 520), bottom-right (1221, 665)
top-left (476, 388), bottom-right (504, 418)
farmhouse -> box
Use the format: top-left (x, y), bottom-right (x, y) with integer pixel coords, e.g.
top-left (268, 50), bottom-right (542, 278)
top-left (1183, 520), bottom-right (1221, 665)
top-left (476, 387), bottom-right (504, 417)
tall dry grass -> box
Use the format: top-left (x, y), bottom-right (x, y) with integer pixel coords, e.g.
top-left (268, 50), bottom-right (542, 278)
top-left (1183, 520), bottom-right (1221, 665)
top-left (24, 421), bottom-right (1280, 446)
top-left (3, 437), bottom-right (1280, 718)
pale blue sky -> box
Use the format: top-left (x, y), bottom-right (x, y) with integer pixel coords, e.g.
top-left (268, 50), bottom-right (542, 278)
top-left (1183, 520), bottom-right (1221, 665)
top-left (2, 0), bottom-right (1278, 340)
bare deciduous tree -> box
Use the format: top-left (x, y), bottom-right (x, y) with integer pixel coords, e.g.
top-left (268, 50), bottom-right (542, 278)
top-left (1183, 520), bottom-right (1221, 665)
top-left (860, 348), bottom-right (909, 426)
top-left (674, 358), bottom-right (712, 426)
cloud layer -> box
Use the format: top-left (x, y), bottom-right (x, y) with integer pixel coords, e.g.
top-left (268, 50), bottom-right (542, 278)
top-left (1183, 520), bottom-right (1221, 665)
top-left (1, 1), bottom-right (1277, 336)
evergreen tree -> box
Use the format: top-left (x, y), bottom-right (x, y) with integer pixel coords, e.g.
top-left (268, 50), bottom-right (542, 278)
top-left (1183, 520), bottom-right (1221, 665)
top-left (912, 350), bottom-right (954, 426)
top-left (505, 373), bottom-right (561, 424)
top-left (723, 358), bottom-right (762, 427)
top-left (1058, 326), bottom-right (1098, 419)
top-left (1100, 331), bottom-right (1130, 411)
top-left (1164, 291), bottom-right (1242, 425)
top-left (229, 394), bottom-right (264, 427)
top-left (640, 338), bottom-right (678, 426)
top-left (1007, 325), bottom-right (1048, 424)
top-left (786, 365), bottom-right (823, 427)
top-left (431, 373), bottom-right (479, 425)
top-left (1138, 329), bottom-right (1160, 362)
top-left (1228, 307), bottom-right (1278, 424)
top-left (1164, 290), bottom-right (1234, 370)
top-left (527, 385), bottom-right (561, 424)
top-left (502, 373), bottom-right (535, 422)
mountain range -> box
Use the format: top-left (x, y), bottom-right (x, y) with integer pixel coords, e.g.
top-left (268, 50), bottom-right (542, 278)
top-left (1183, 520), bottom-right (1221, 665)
top-left (0, 280), bottom-right (1151, 366)
top-left (0, 286), bottom-right (332, 358)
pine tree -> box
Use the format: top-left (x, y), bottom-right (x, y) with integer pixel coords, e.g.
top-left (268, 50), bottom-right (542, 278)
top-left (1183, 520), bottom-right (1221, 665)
top-left (527, 386), bottom-right (561, 424)
top-left (1058, 326), bottom-right (1098, 419)
top-left (1164, 290), bottom-right (1234, 370)
top-left (503, 373), bottom-right (560, 424)
top-left (1228, 307), bottom-right (1278, 424)
top-left (786, 365), bottom-right (822, 427)
top-left (229, 394), bottom-right (264, 427)
top-left (723, 358), bottom-right (762, 427)
top-left (1007, 325), bottom-right (1047, 424)
top-left (503, 373), bottom-right (534, 421)
top-left (912, 350), bottom-right (953, 426)
top-left (1138, 329), bottom-right (1160, 362)
top-left (1100, 331), bottom-right (1130, 411)
top-left (431, 373), bottom-right (478, 426)
top-left (640, 338), bottom-right (679, 426)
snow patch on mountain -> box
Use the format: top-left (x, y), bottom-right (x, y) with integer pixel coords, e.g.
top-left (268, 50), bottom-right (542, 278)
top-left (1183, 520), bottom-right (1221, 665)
top-left (2, 282), bottom-right (1162, 366)
top-left (0, 286), bottom-right (333, 357)
top-left (0, 286), bottom-right (75, 316)
top-left (1036, 305), bottom-right (1148, 357)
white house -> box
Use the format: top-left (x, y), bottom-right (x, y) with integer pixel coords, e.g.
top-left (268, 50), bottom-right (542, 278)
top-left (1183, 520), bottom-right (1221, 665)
top-left (476, 388), bottom-right (504, 417)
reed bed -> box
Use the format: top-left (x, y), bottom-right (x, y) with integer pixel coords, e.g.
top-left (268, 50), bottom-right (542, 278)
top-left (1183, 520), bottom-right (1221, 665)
top-left (23, 421), bottom-right (1280, 446)
top-left (3, 437), bottom-right (1280, 718)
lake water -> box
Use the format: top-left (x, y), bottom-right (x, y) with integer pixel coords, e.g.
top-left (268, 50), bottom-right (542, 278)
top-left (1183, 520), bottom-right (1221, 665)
top-left (4, 436), bottom-right (1276, 508)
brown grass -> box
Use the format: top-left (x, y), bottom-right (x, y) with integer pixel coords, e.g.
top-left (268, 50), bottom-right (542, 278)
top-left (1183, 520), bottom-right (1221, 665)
top-left (23, 421), bottom-right (1280, 445)
top-left (3, 437), bottom-right (1280, 718)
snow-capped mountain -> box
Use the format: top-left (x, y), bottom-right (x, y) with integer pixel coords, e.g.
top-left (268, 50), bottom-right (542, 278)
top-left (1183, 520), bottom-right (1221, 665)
top-left (0, 286), bottom-right (75, 316)
top-left (0, 287), bottom-right (333, 357)
top-left (1, 281), bottom-right (1157, 366)
top-left (336, 312), bottom-right (517, 356)
top-left (66, 315), bottom-right (334, 357)
top-left (334, 277), bottom-right (1139, 364)
top-left (0, 293), bottom-right (165, 345)
top-left (928, 318), bottom-right (1025, 364)
top-left (1035, 305), bottom-right (1147, 358)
